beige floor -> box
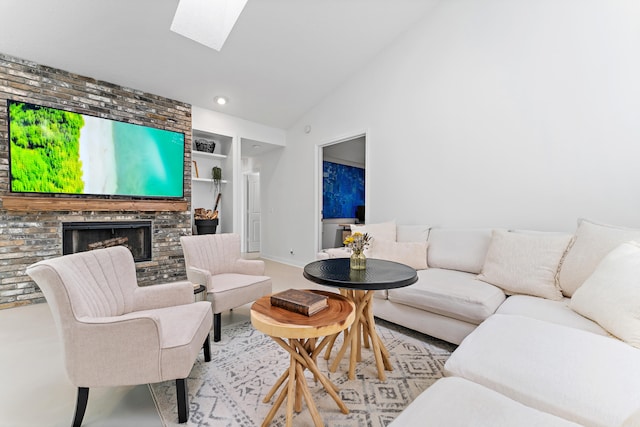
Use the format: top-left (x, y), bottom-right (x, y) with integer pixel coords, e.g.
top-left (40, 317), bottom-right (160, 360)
top-left (0, 257), bottom-right (322, 427)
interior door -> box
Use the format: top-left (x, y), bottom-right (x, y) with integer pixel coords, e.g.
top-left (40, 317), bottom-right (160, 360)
top-left (246, 173), bottom-right (261, 252)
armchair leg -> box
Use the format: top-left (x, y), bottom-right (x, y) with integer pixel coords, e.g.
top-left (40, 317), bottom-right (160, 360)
top-left (203, 333), bottom-right (211, 362)
top-left (214, 313), bottom-right (221, 342)
top-left (176, 379), bottom-right (189, 423)
top-left (72, 387), bottom-right (89, 427)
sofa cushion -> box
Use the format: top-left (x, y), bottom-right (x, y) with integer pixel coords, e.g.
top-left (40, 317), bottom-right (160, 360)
top-left (389, 377), bottom-right (582, 427)
top-left (374, 299), bottom-right (477, 345)
top-left (496, 295), bottom-right (607, 336)
top-left (445, 314), bottom-right (640, 427)
top-left (350, 220), bottom-right (396, 242)
top-left (427, 228), bottom-right (493, 274)
top-left (396, 224), bottom-right (430, 243)
top-left (368, 239), bottom-right (428, 270)
top-left (477, 230), bottom-right (571, 300)
top-left (387, 268), bottom-right (505, 324)
top-left (570, 241), bottom-right (640, 348)
top-left (559, 219), bottom-right (640, 297)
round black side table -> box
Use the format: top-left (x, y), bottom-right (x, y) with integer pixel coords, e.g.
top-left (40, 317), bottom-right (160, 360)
top-left (303, 258), bottom-right (417, 380)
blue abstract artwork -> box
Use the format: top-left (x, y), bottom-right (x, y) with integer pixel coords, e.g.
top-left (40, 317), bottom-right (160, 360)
top-left (323, 161), bottom-right (365, 219)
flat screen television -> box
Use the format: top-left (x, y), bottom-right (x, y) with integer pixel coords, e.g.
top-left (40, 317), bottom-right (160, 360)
top-left (7, 100), bottom-right (185, 198)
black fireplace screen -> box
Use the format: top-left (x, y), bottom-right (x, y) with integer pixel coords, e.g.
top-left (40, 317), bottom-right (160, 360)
top-left (62, 221), bottom-right (152, 262)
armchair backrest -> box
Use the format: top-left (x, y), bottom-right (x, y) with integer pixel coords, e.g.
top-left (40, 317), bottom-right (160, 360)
top-left (180, 233), bottom-right (241, 275)
top-left (26, 246), bottom-right (139, 325)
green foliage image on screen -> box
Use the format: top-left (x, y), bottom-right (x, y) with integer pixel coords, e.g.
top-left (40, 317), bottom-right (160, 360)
top-left (8, 101), bottom-right (185, 198)
top-left (9, 102), bottom-right (85, 193)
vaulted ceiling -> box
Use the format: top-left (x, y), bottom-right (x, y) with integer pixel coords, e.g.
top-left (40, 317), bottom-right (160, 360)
top-left (0, 0), bottom-right (439, 129)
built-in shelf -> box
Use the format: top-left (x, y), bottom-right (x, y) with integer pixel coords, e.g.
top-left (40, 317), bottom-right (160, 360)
top-left (192, 150), bottom-right (227, 159)
top-left (191, 129), bottom-right (232, 233)
top-left (192, 178), bottom-right (229, 184)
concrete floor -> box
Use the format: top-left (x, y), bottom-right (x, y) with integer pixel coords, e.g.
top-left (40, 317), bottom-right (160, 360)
top-left (0, 257), bottom-right (318, 427)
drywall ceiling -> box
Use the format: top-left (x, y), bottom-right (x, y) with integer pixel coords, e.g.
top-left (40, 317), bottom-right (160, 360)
top-left (0, 0), bottom-right (438, 129)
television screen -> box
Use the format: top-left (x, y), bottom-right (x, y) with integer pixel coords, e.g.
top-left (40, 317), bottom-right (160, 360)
top-left (7, 100), bottom-right (185, 198)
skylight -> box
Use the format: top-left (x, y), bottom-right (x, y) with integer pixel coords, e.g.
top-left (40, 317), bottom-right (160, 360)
top-left (171, 0), bottom-right (248, 51)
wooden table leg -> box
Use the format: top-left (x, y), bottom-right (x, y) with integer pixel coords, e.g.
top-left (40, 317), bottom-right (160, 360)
top-left (262, 335), bottom-right (348, 426)
top-left (362, 292), bottom-right (386, 380)
top-left (285, 347), bottom-right (296, 426)
top-left (327, 289), bottom-right (394, 381)
top-left (295, 364), bottom-right (323, 426)
top-left (378, 333), bottom-right (393, 371)
top-left (263, 369), bottom-right (288, 403)
top-left (322, 331), bottom-right (340, 361)
top-left (262, 382), bottom-right (288, 427)
top-left (329, 296), bottom-right (367, 374)
top-left (292, 340), bottom-right (349, 414)
top-left (362, 315), bottom-right (370, 349)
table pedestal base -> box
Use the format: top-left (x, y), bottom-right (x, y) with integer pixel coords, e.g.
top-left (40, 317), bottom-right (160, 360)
top-left (325, 289), bottom-right (392, 381)
top-left (262, 337), bottom-right (348, 427)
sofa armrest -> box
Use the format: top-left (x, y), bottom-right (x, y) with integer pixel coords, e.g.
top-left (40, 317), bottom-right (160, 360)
top-left (185, 266), bottom-right (211, 288)
top-left (234, 259), bottom-right (266, 276)
top-left (71, 313), bottom-right (164, 385)
top-left (80, 311), bottom-right (162, 327)
top-left (321, 247), bottom-right (351, 259)
top-left (133, 280), bottom-right (193, 311)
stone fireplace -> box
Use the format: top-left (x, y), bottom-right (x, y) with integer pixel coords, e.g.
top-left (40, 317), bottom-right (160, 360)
top-left (0, 52), bottom-right (194, 309)
top-left (62, 221), bottom-right (152, 262)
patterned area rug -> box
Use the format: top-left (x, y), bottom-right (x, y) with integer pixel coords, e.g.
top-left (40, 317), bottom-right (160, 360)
top-left (150, 319), bottom-right (455, 426)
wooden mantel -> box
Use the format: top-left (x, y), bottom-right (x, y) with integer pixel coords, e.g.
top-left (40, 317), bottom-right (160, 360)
top-left (2, 196), bottom-right (188, 212)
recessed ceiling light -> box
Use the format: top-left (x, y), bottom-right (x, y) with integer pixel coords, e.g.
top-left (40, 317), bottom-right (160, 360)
top-left (214, 96), bottom-right (228, 105)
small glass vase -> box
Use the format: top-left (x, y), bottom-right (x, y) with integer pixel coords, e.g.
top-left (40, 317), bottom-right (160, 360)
top-left (350, 250), bottom-right (366, 270)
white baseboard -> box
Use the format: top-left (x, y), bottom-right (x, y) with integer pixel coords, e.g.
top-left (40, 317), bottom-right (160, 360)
top-left (259, 254), bottom-right (307, 268)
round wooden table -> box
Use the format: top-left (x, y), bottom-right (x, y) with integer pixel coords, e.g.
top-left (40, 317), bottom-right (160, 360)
top-left (251, 290), bottom-right (355, 427)
top-left (303, 258), bottom-right (418, 381)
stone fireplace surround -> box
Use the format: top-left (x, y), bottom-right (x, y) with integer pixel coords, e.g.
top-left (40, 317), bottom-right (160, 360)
top-left (0, 53), bottom-right (194, 309)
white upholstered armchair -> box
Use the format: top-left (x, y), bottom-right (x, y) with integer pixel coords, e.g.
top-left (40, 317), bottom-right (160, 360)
top-left (180, 233), bottom-right (272, 342)
top-left (26, 246), bottom-right (213, 426)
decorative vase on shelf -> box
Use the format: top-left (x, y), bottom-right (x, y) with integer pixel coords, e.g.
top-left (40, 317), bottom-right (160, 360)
top-left (350, 250), bottom-right (366, 270)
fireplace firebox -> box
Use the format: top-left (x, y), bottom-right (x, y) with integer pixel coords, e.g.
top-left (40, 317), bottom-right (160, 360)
top-left (62, 221), bottom-right (152, 262)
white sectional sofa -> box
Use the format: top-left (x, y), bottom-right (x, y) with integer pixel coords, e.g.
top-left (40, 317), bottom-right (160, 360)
top-left (321, 224), bottom-right (511, 344)
top-left (319, 219), bottom-right (640, 426)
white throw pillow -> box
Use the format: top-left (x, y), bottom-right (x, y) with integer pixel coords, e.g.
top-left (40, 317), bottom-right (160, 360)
top-left (559, 219), bottom-right (640, 297)
top-left (351, 220), bottom-right (396, 242)
top-left (569, 241), bottom-right (640, 348)
top-left (477, 230), bottom-right (572, 300)
top-left (368, 239), bottom-right (428, 270)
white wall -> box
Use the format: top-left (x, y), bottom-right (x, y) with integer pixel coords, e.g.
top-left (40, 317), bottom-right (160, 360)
top-left (260, 0), bottom-right (640, 266)
top-left (192, 106), bottom-right (287, 146)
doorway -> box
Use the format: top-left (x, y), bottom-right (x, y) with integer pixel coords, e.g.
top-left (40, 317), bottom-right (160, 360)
top-left (239, 137), bottom-right (283, 253)
top-left (317, 134), bottom-right (367, 251)
top-left (246, 172), bottom-right (261, 252)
